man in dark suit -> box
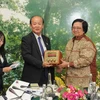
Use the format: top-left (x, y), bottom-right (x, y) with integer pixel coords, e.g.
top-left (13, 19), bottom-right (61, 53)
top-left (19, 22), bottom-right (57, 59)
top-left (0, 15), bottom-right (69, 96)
top-left (21, 15), bottom-right (54, 86)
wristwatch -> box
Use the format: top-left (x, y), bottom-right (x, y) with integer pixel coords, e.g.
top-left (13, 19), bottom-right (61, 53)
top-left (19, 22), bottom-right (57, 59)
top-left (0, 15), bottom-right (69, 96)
top-left (68, 63), bottom-right (70, 67)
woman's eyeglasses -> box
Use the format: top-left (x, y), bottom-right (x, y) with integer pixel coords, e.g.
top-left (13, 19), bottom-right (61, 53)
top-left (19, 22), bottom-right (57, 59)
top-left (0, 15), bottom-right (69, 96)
top-left (72, 27), bottom-right (82, 30)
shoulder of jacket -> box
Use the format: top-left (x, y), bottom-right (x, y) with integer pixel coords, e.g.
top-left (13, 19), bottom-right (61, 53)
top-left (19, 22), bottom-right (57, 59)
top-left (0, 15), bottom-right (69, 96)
top-left (42, 34), bottom-right (48, 38)
top-left (42, 35), bottom-right (50, 40)
top-left (22, 32), bottom-right (33, 39)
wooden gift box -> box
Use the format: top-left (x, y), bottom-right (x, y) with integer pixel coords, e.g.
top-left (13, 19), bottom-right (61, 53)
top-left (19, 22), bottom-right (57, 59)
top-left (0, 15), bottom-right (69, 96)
top-left (44, 50), bottom-right (62, 65)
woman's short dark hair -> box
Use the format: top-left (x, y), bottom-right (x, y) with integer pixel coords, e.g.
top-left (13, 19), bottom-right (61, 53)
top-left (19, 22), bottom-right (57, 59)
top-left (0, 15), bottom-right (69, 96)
top-left (72, 19), bottom-right (88, 34)
top-left (29, 15), bottom-right (44, 25)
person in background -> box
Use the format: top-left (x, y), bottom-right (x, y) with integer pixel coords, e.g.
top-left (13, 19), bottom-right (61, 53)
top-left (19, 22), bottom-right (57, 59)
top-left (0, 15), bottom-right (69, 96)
top-left (0, 31), bottom-right (12, 93)
top-left (57, 19), bottom-right (97, 88)
top-left (21, 15), bottom-right (54, 86)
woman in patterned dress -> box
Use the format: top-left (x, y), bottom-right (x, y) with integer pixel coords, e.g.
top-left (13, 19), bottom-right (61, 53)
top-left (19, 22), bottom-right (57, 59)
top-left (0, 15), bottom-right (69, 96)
top-left (57, 19), bottom-right (97, 88)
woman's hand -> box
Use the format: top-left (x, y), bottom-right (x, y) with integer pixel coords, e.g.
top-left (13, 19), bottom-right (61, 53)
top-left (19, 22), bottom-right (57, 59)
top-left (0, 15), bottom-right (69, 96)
top-left (3, 67), bottom-right (12, 73)
top-left (58, 59), bottom-right (69, 68)
top-left (55, 59), bottom-right (69, 73)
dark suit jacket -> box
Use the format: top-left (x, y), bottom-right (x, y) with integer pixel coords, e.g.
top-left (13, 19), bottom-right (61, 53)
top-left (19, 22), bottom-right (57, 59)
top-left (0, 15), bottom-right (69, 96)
top-left (21, 32), bottom-right (54, 85)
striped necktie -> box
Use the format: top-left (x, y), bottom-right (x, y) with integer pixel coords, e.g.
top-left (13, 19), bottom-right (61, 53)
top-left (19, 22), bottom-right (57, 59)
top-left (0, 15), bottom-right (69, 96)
top-left (38, 37), bottom-right (44, 57)
top-left (38, 37), bottom-right (48, 79)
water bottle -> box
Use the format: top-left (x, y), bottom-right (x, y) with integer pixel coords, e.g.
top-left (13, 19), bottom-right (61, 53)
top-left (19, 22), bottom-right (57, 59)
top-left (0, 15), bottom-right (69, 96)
top-left (90, 82), bottom-right (98, 100)
top-left (52, 80), bottom-right (58, 92)
top-left (97, 88), bottom-right (100, 99)
top-left (40, 84), bottom-right (46, 100)
top-left (87, 74), bottom-right (93, 100)
top-left (88, 74), bottom-right (92, 94)
top-left (91, 82), bottom-right (96, 93)
top-left (48, 73), bottom-right (52, 85)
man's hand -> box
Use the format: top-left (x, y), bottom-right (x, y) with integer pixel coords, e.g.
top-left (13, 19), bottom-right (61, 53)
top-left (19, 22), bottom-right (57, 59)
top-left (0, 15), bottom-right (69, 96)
top-left (42, 61), bottom-right (53, 67)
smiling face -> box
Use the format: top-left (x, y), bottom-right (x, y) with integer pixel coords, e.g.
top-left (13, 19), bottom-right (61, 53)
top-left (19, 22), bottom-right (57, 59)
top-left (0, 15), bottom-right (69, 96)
top-left (30, 16), bottom-right (44, 36)
top-left (72, 22), bottom-right (84, 37)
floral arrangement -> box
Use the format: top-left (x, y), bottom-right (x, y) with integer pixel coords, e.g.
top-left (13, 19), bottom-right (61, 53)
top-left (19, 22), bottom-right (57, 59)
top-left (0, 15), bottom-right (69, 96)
top-left (57, 85), bottom-right (88, 100)
top-left (96, 71), bottom-right (100, 86)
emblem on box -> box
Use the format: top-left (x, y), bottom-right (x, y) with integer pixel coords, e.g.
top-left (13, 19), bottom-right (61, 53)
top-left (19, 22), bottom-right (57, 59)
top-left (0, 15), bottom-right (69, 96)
top-left (44, 50), bottom-right (62, 65)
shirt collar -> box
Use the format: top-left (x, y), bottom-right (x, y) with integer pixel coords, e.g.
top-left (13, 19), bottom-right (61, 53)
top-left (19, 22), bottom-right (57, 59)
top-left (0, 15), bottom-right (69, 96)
top-left (73, 34), bottom-right (85, 41)
top-left (33, 32), bottom-right (42, 39)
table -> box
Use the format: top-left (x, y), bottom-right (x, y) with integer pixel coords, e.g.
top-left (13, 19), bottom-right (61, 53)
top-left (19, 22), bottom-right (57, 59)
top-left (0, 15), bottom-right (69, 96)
top-left (5, 80), bottom-right (59, 100)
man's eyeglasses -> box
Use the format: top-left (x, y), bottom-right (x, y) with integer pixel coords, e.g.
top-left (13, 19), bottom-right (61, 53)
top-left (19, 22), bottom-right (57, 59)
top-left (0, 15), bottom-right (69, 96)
top-left (72, 27), bottom-right (82, 30)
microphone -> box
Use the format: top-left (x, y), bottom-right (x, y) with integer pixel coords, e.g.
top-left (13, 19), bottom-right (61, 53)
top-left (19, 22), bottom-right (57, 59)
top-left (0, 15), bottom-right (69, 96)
top-left (12, 86), bottom-right (24, 91)
top-left (20, 85), bottom-right (28, 88)
top-left (12, 86), bottom-right (33, 94)
top-left (9, 88), bottom-right (19, 97)
top-left (9, 88), bottom-right (23, 100)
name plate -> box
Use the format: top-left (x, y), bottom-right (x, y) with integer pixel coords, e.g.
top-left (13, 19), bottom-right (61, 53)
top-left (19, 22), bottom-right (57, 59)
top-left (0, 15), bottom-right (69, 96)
top-left (44, 50), bottom-right (62, 65)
